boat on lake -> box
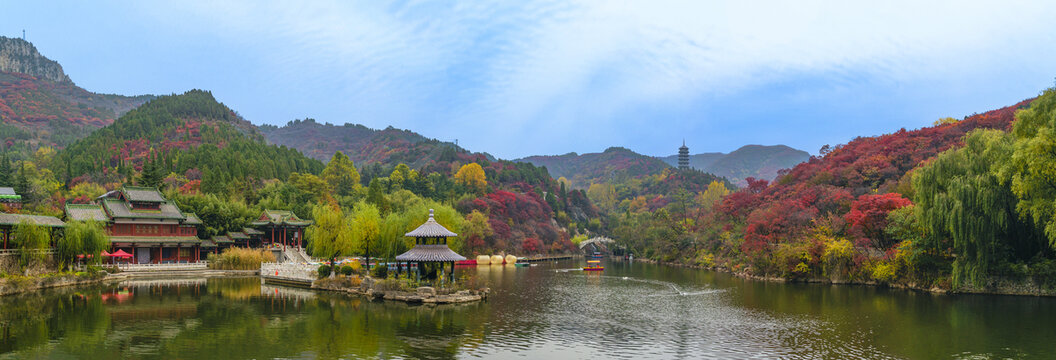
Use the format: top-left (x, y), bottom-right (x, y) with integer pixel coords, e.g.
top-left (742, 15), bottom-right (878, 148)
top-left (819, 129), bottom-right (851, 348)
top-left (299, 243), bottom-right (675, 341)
top-left (583, 252), bottom-right (604, 271)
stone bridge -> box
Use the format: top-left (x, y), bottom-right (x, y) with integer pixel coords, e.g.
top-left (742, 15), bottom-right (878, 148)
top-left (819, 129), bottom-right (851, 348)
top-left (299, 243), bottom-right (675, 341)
top-left (578, 237), bottom-right (616, 253)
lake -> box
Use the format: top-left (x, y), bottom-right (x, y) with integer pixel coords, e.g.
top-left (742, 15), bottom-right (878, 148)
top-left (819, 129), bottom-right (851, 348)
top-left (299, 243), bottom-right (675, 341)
top-left (0, 260), bottom-right (1052, 359)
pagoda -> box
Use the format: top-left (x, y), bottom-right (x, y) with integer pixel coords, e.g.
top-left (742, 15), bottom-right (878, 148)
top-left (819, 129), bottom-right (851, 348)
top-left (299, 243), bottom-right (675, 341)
top-left (394, 209), bottom-right (466, 283)
top-left (678, 140), bottom-right (690, 170)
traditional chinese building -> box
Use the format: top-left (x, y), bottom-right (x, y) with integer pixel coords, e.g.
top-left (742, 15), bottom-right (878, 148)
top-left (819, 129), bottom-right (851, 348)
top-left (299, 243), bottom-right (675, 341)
top-left (0, 187), bottom-right (21, 209)
top-left (251, 209), bottom-right (311, 249)
top-left (395, 209), bottom-right (466, 283)
top-left (64, 187), bottom-right (204, 264)
top-left (0, 213), bottom-right (64, 249)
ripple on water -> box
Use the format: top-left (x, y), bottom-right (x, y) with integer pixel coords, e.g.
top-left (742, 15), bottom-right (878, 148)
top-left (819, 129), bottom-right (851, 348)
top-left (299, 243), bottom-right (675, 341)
top-left (467, 267), bottom-right (902, 359)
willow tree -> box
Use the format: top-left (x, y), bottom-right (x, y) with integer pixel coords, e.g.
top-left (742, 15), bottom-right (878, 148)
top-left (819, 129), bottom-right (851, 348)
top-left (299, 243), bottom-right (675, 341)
top-left (1008, 87), bottom-right (1056, 247)
top-left (13, 220), bottom-right (50, 270)
top-left (912, 129), bottom-right (1044, 286)
top-left (58, 220), bottom-right (110, 269)
top-left (351, 201), bottom-right (381, 270)
top-left (306, 204), bottom-right (354, 277)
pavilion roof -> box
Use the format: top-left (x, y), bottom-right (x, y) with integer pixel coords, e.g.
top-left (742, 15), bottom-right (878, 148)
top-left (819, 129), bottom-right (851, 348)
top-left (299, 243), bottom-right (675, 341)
top-left (251, 209), bottom-right (312, 226)
top-left (0, 213), bottom-right (65, 228)
top-left (200, 240), bottom-right (217, 248)
top-left (243, 227), bottom-right (264, 235)
top-left (404, 209), bottom-right (457, 238)
top-left (183, 212), bottom-right (203, 225)
top-left (121, 187), bottom-right (166, 203)
top-left (0, 187), bottom-right (15, 196)
top-left (65, 203), bottom-right (109, 222)
top-left (395, 244), bottom-right (467, 262)
top-left (228, 232), bottom-right (249, 240)
top-left (101, 198), bottom-right (186, 221)
top-left (212, 235), bottom-right (233, 244)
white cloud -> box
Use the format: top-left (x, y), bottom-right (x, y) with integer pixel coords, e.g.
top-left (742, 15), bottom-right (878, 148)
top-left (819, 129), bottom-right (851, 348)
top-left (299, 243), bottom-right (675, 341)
top-left (134, 0), bottom-right (1056, 157)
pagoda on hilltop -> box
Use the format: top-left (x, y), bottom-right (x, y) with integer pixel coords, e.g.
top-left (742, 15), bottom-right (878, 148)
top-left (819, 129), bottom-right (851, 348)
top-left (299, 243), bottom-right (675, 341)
top-left (678, 140), bottom-right (690, 170)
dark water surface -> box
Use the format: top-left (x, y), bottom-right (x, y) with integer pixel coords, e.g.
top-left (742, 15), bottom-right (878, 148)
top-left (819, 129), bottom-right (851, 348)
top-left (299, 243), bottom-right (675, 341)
top-left (0, 260), bottom-right (1053, 359)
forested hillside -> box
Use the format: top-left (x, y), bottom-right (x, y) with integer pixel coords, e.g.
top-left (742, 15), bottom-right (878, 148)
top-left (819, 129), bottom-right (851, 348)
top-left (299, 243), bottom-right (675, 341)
top-left (54, 90), bottom-right (322, 193)
top-left (614, 94), bottom-right (1056, 291)
top-left (0, 88), bottom-right (598, 257)
top-left (660, 144), bottom-right (809, 185)
top-left (0, 37), bottom-right (152, 151)
top-left (518, 147), bottom-right (673, 189)
top-left (260, 119), bottom-right (493, 169)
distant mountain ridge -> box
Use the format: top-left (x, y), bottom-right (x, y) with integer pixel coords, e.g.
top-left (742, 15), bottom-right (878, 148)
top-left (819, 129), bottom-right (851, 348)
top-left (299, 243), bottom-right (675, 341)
top-left (260, 119), bottom-right (493, 169)
top-left (0, 36), bottom-right (153, 149)
top-left (659, 144), bottom-right (810, 185)
top-left (518, 147), bottom-right (673, 189)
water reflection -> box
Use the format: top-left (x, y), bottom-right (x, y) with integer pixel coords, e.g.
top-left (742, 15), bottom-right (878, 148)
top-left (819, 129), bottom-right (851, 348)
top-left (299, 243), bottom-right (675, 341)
top-left (0, 262), bottom-right (1053, 359)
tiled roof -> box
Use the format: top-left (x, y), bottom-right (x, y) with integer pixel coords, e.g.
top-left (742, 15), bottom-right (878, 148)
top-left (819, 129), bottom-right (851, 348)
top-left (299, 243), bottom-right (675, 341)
top-left (251, 209), bottom-right (312, 226)
top-left (0, 213), bottom-right (65, 227)
top-left (228, 232), bottom-right (249, 240)
top-left (200, 240), bottom-right (217, 248)
top-left (183, 213), bottom-right (203, 225)
top-left (65, 204), bottom-right (109, 222)
top-left (109, 235), bottom-right (200, 244)
top-left (243, 227), bottom-right (264, 235)
top-left (101, 199), bottom-right (186, 220)
top-left (212, 235), bottom-right (233, 244)
top-left (0, 187), bottom-right (15, 196)
top-left (405, 209), bottom-right (457, 238)
top-left (395, 244), bottom-right (466, 262)
top-left (122, 187), bottom-right (166, 203)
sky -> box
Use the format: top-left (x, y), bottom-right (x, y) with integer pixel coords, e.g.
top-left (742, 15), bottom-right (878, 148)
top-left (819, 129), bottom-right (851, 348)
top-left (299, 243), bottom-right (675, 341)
top-left (3, 1), bottom-right (1056, 159)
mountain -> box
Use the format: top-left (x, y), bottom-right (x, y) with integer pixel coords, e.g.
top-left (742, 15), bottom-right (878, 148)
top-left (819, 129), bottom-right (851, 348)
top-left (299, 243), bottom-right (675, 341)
top-left (518, 147), bottom-right (673, 189)
top-left (0, 36), bottom-right (152, 150)
top-left (660, 144), bottom-right (810, 185)
top-left (56, 90), bottom-right (322, 188)
top-left (260, 119), bottom-right (493, 170)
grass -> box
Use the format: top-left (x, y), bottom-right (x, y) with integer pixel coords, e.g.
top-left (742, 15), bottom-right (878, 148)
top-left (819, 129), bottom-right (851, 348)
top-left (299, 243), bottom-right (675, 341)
top-left (207, 248), bottom-right (276, 270)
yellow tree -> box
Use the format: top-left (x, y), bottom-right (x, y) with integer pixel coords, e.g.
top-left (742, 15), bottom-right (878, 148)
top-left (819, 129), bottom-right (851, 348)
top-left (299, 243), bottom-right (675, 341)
top-left (695, 180), bottom-right (730, 211)
top-left (454, 163), bottom-right (487, 194)
top-left (586, 183), bottom-right (617, 211)
top-left (351, 201), bottom-right (382, 269)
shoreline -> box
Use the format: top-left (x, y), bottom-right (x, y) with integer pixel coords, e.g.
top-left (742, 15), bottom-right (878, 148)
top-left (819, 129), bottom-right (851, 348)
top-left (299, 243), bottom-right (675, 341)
top-left (629, 258), bottom-right (1056, 297)
top-left (0, 269), bottom-right (260, 296)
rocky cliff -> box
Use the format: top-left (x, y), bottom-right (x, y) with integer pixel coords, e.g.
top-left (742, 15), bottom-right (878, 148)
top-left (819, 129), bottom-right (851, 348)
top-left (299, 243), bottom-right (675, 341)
top-left (0, 36), bottom-right (72, 84)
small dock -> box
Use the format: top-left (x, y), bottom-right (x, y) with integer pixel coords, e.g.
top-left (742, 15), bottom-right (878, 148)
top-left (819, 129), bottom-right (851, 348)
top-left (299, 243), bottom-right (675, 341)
top-left (260, 263), bottom-right (315, 288)
top-left (519, 254), bottom-right (576, 263)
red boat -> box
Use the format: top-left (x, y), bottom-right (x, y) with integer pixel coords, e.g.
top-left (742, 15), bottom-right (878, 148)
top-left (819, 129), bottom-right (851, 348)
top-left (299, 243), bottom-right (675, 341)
top-left (455, 259), bottom-right (477, 266)
top-left (583, 259), bottom-right (604, 271)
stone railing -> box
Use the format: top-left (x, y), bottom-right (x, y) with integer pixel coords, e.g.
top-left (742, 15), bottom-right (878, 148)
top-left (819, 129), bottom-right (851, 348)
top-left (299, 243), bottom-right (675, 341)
top-left (116, 262), bottom-right (208, 272)
top-left (261, 262), bottom-right (317, 283)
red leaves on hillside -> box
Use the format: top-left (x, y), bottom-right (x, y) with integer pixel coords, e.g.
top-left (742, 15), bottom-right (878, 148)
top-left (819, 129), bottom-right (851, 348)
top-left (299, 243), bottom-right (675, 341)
top-left (717, 100), bottom-right (1028, 257)
top-left (845, 193), bottom-right (911, 248)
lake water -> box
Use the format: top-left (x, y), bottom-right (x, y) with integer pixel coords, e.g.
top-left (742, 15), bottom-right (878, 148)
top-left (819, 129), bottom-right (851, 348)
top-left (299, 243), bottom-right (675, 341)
top-left (0, 260), bottom-right (1053, 359)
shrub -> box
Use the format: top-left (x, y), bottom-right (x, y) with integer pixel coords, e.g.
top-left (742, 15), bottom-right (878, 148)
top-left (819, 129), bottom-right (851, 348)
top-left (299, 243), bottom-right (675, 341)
top-left (207, 248), bottom-right (276, 270)
top-left (317, 265), bottom-right (332, 279)
top-left (340, 265), bottom-right (354, 276)
top-left (872, 262), bottom-right (899, 283)
top-left (371, 263), bottom-right (388, 278)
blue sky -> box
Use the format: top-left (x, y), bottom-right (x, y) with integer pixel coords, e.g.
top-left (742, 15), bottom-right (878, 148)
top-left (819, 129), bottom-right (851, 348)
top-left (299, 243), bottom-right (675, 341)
top-left (4, 1), bottom-right (1056, 159)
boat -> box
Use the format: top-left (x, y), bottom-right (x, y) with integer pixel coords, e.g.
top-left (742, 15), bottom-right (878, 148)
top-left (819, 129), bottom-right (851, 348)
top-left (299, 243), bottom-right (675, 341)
top-left (583, 252), bottom-right (604, 271)
top-left (456, 259), bottom-right (478, 266)
top-left (515, 262), bottom-right (530, 267)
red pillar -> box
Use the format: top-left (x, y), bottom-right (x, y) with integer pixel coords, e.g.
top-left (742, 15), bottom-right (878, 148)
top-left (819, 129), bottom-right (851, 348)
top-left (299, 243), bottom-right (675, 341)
top-left (176, 245), bottom-right (180, 263)
top-left (271, 226), bottom-right (275, 245)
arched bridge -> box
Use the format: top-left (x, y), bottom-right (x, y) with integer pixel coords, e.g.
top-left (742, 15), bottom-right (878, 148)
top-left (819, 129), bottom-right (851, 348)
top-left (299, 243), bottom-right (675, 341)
top-left (580, 236), bottom-right (629, 255)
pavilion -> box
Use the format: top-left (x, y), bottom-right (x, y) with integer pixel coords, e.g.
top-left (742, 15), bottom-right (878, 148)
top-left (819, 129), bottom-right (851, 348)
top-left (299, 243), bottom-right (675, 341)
top-left (394, 209), bottom-right (466, 283)
top-left (251, 209), bottom-right (311, 249)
